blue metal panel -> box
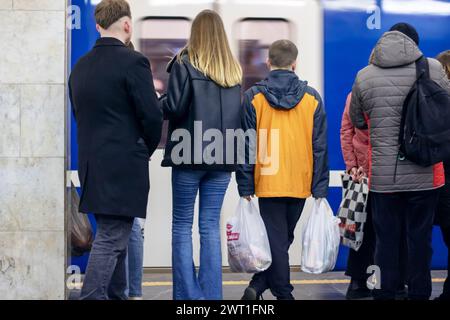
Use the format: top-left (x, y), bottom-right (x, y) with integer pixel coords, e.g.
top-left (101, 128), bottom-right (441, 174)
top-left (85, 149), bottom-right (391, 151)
top-left (70, 0), bottom-right (100, 272)
top-left (70, 0), bottom-right (100, 170)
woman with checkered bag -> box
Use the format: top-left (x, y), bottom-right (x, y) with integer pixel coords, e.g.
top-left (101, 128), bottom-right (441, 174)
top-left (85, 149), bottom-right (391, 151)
top-left (340, 93), bottom-right (375, 299)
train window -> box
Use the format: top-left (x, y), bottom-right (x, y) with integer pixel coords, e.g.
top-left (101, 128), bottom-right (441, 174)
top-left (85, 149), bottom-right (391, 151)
top-left (139, 18), bottom-right (191, 148)
top-left (236, 19), bottom-right (292, 91)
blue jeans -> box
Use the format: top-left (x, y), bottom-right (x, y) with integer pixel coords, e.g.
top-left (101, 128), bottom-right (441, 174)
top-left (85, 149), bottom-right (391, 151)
top-left (126, 218), bottom-right (144, 298)
top-left (171, 169), bottom-right (231, 300)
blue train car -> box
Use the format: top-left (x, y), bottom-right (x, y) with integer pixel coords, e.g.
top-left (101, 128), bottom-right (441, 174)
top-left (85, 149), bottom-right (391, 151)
top-left (69, 0), bottom-right (450, 271)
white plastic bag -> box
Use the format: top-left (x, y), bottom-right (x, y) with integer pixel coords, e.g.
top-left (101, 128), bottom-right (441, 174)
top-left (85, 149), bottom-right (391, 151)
top-left (301, 198), bottom-right (340, 274)
top-left (227, 198), bottom-right (272, 273)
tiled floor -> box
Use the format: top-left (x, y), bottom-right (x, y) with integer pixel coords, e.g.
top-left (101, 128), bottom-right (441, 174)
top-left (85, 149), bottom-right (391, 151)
top-left (69, 270), bottom-right (447, 300)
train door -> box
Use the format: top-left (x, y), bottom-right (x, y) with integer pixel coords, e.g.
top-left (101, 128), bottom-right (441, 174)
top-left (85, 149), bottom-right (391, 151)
top-left (129, 0), bottom-right (324, 268)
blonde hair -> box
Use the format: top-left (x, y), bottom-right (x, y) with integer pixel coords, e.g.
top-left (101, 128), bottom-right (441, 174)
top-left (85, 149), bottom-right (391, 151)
top-left (437, 50), bottom-right (450, 79)
top-left (178, 10), bottom-right (242, 88)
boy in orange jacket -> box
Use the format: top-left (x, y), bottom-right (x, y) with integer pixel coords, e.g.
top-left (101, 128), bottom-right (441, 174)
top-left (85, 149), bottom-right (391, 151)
top-left (237, 40), bottom-right (329, 300)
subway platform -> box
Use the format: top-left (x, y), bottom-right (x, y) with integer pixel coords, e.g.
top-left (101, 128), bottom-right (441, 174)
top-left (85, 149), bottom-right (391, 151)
top-left (68, 270), bottom-right (447, 300)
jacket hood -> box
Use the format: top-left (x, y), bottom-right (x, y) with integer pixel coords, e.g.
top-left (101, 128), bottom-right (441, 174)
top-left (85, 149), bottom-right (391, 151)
top-left (370, 31), bottom-right (423, 68)
top-left (257, 70), bottom-right (308, 110)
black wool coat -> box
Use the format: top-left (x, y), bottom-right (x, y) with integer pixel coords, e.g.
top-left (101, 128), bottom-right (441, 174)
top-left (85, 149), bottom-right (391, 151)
top-left (69, 37), bottom-right (163, 218)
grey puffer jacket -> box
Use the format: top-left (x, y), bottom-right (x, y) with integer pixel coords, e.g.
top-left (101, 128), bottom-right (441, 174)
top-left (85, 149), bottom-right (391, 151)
top-left (350, 31), bottom-right (450, 193)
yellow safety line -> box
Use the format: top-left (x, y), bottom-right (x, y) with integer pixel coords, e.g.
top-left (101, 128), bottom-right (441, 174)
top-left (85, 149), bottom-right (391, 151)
top-left (141, 278), bottom-right (446, 287)
top-left (142, 281), bottom-right (173, 287)
top-left (70, 278), bottom-right (446, 290)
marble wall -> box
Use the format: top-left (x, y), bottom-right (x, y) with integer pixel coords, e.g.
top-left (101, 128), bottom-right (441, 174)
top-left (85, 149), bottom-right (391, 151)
top-left (0, 0), bottom-right (67, 299)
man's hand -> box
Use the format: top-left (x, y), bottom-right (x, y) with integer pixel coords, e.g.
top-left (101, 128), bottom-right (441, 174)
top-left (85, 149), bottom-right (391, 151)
top-left (243, 195), bottom-right (254, 202)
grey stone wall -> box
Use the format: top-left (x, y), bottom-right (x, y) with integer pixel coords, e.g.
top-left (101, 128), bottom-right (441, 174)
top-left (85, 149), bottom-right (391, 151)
top-left (0, 0), bottom-right (67, 300)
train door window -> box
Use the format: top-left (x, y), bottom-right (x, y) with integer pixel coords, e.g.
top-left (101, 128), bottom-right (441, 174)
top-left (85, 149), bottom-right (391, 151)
top-left (236, 19), bottom-right (291, 91)
top-left (139, 18), bottom-right (191, 148)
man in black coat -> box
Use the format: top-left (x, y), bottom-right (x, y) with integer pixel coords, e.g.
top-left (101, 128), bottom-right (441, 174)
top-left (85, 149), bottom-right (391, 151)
top-left (68, 0), bottom-right (163, 300)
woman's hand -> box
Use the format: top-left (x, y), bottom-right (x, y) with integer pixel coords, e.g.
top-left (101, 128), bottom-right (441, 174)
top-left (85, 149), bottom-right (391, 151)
top-left (348, 167), bottom-right (358, 181)
top-left (356, 166), bottom-right (367, 182)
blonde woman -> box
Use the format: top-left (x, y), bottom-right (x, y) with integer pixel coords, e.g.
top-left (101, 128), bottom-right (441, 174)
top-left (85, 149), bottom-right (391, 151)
top-left (161, 10), bottom-right (242, 300)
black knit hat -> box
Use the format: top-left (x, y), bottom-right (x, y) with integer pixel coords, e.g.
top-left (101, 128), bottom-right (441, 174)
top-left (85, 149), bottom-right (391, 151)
top-left (390, 23), bottom-right (420, 45)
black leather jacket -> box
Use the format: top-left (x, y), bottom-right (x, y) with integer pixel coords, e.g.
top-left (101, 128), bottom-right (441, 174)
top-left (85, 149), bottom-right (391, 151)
top-left (161, 53), bottom-right (242, 171)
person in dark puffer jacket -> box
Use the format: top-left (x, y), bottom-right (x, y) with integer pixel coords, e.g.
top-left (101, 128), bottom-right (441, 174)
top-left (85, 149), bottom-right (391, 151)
top-left (350, 23), bottom-right (450, 300)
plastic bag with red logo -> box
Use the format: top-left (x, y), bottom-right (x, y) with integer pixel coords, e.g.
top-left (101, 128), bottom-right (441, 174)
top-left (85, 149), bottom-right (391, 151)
top-left (226, 198), bottom-right (272, 273)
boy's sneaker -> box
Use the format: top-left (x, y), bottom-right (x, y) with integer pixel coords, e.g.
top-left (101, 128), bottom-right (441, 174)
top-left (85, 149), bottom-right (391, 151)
top-left (277, 294), bottom-right (295, 300)
top-left (345, 279), bottom-right (372, 300)
top-left (395, 285), bottom-right (408, 300)
top-left (241, 287), bottom-right (259, 300)
top-left (435, 293), bottom-right (450, 301)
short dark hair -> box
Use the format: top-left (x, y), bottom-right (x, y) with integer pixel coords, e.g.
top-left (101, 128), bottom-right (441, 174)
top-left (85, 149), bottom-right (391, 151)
top-left (95, 0), bottom-right (131, 30)
top-left (269, 40), bottom-right (298, 68)
top-left (389, 22), bottom-right (419, 45)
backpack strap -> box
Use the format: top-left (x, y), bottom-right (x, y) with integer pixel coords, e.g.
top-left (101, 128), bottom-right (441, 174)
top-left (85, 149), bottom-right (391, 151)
top-left (395, 56), bottom-right (428, 182)
top-left (395, 87), bottom-right (412, 183)
top-left (398, 55), bottom-right (430, 147)
top-left (415, 55), bottom-right (430, 79)
top-left (398, 87), bottom-right (415, 150)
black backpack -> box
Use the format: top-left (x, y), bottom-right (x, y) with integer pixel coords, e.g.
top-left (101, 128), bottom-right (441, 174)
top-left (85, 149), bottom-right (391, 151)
top-left (398, 56), bottom-right (450, 168)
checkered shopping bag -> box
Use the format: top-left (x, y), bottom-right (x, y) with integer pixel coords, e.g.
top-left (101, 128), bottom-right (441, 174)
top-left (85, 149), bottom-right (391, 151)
top-left (337, 173), bottom-right (369, 251)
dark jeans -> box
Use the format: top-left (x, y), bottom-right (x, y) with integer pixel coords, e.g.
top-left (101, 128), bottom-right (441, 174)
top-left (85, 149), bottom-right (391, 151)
top-left (436, 178), bottom-right (450, 228)
top-left (440, 225), bottom-right (450, 298)
top-left (80, 214), bottom-right (134, 300)
top-left (371, 190), bottom-right (439, 300)
top-left (345, 194), bottom-right (376, 280)
top-left (346, 193), bottom-right (408, 286)
top-left (436, 173), bottom-right (450, 298)
top-left (250, 197), bottom-right (306, 300)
